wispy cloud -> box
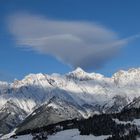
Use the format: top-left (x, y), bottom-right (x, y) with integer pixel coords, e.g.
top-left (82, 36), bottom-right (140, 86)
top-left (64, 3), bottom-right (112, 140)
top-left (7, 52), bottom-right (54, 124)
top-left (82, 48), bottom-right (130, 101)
top-left (8, 13), bottom-right (138, 70)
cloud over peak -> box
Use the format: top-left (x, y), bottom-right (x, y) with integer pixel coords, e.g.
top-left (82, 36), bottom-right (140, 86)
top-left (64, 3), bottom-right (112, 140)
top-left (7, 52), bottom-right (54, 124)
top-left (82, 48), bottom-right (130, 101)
top-left (8, 13), bottom-right (131, 70)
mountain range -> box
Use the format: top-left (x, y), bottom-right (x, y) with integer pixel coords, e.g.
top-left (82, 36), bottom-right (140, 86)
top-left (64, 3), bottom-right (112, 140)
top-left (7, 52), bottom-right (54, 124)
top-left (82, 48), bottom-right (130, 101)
top-left (0, 67), bottom-right (140, 135)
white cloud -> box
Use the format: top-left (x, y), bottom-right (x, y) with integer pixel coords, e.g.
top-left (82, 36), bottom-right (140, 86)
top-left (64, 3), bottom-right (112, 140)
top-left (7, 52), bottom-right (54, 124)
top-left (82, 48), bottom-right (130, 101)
top-left (8, 13), bottom-right (134, 70)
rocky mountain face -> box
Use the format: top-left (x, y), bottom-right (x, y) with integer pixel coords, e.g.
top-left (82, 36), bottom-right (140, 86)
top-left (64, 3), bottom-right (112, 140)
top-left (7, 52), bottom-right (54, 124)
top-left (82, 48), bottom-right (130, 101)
top-left (0, 100), bottom-right (27, 134)
top-left (15, 96), bottom-right (84, 134)
top-left (0, 67), bottom-right (140, 134)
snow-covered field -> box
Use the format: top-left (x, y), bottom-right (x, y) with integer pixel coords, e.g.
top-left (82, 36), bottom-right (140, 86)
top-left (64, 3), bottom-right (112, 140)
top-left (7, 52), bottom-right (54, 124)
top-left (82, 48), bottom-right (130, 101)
top-left (8, 129), bottom-right (110, 140)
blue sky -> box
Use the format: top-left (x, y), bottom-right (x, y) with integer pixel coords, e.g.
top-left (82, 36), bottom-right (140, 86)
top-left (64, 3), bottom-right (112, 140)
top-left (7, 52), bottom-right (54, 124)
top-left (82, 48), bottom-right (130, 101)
top-left (0, 0), bottom-right (140, 81)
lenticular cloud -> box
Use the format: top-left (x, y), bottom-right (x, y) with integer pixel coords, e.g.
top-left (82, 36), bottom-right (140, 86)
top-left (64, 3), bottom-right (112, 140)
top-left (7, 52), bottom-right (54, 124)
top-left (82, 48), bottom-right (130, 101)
top-left (8, 13), bottom-right (128, 70)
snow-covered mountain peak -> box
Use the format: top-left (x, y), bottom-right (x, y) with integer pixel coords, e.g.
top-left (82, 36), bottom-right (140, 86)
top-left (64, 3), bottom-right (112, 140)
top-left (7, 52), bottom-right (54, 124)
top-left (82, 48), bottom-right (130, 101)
top-left (73, 67), bottom-right (85, 73)
top-left (0, 81), bottom-right (9, 88)
top-left (10, 73), bottom-right (50, 90)
top-left (0, 81), bottom-right (8, 85)
top-left (66, 67), bottom-right (104, 81)
top-left (68, 67), bottom-right (86, 76)
top-left (113, 68), bottom-right (140, 77)
top-left (112, 67), bottom-right (140, 86)
top-left (24, 73), bottom-right (46, 81)
top-left (0, 81), bottom-right (9, 94)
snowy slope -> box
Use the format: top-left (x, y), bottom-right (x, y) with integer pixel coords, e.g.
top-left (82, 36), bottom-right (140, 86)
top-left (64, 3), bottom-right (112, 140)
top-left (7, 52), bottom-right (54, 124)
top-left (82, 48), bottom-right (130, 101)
top-left (8, 129), bottom-right (110, 140)
top-left (0, 67), bottom-right (140, 134)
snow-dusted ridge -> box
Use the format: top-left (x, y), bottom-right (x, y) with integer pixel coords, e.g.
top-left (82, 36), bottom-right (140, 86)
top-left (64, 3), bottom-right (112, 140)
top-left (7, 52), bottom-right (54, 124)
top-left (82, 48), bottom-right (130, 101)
top-left (0, 67), bottom-right (140, 134)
